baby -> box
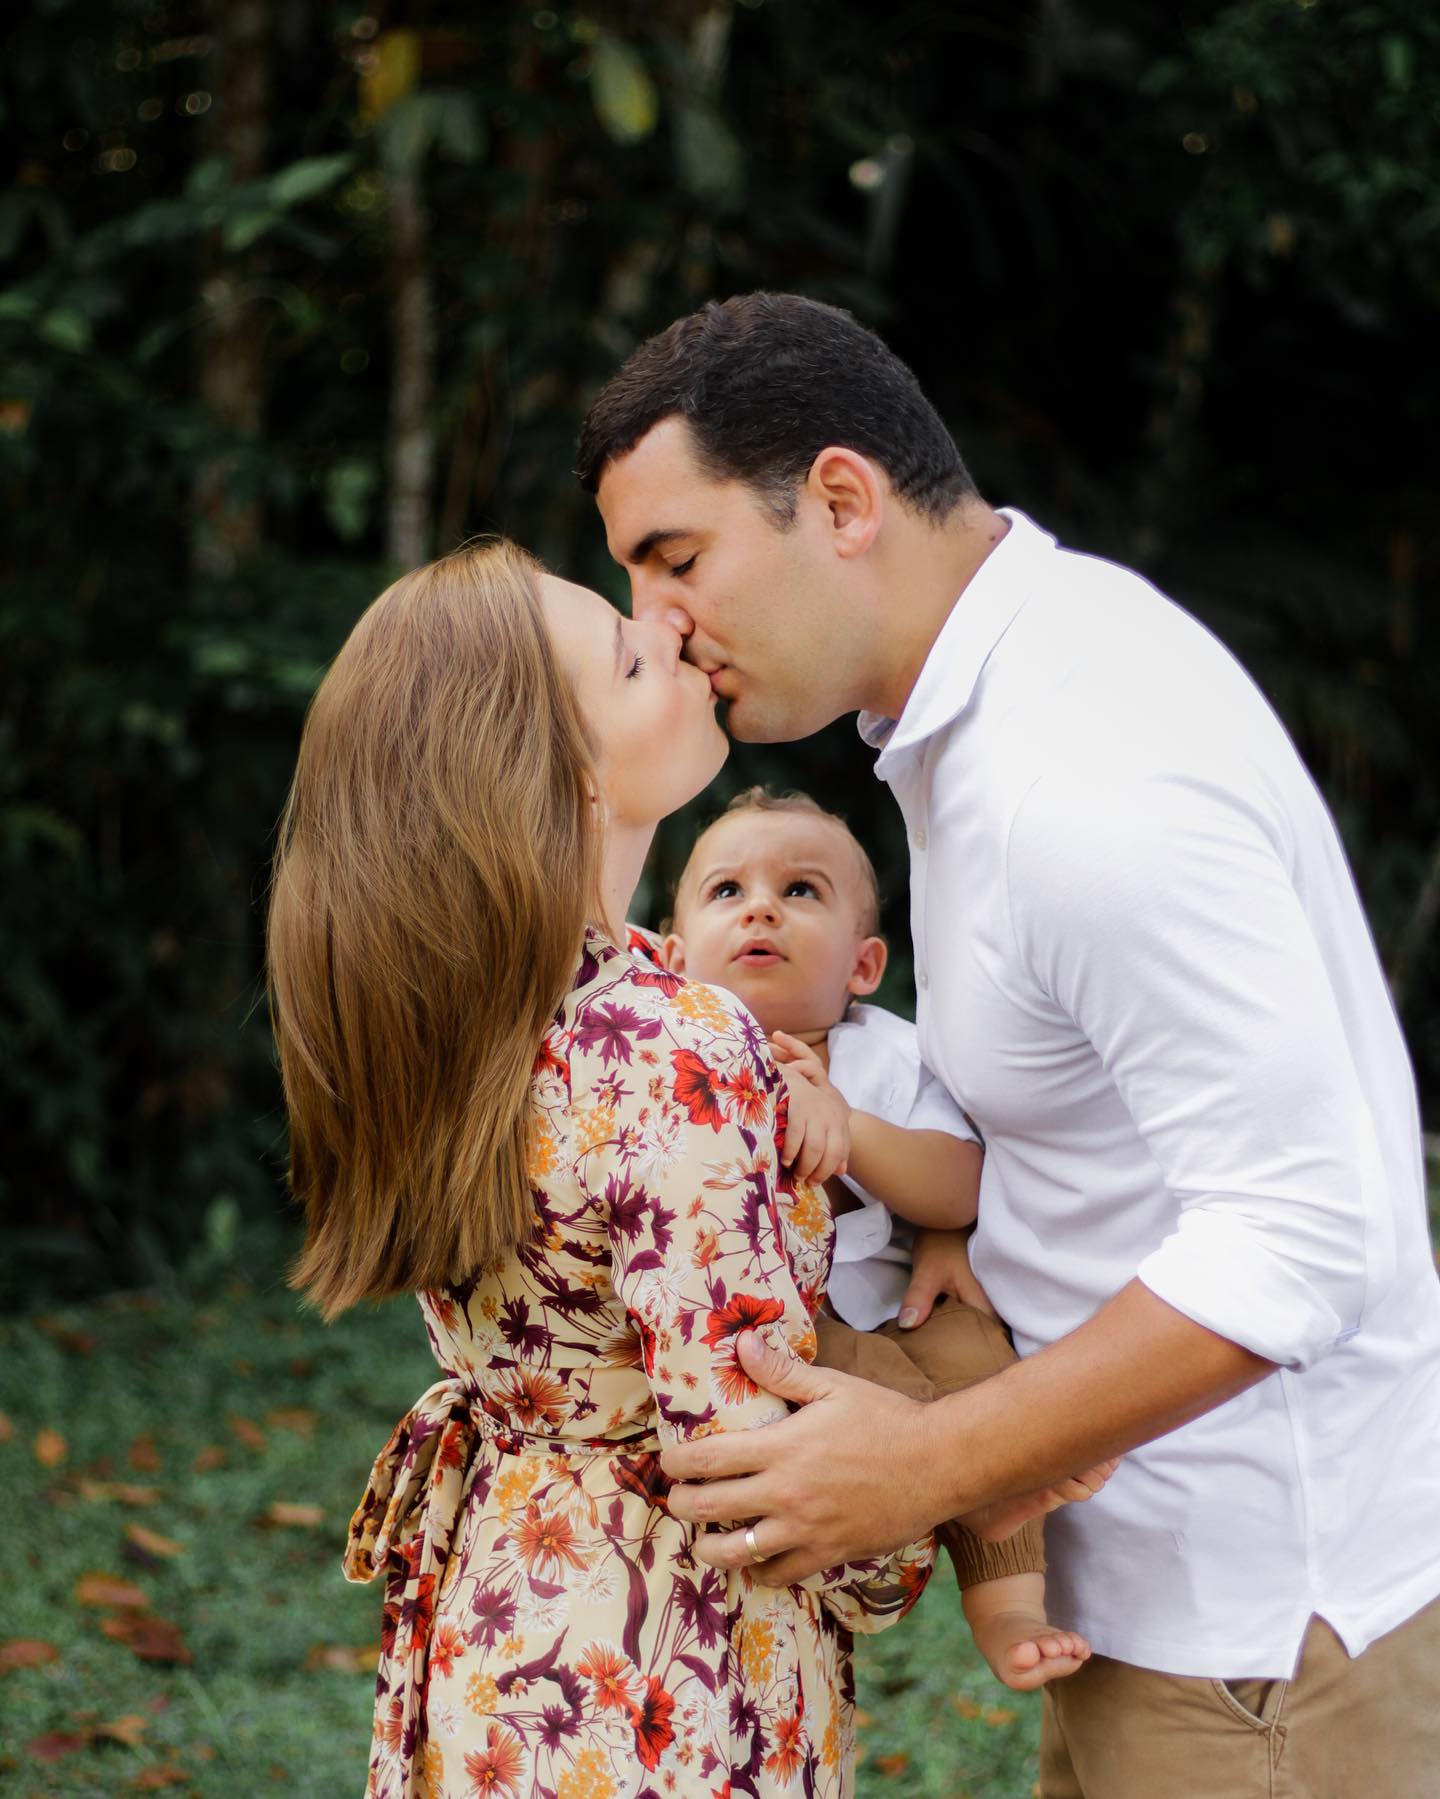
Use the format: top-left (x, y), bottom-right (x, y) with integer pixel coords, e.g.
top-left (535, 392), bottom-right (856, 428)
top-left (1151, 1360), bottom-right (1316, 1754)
top-left (661, 786), bottom-right (1106, 1691)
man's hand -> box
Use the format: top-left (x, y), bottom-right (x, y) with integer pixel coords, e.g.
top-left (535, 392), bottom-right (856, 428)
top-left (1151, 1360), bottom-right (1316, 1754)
top-left (662, 1330), bottom-right (951, 1585)
top-left (898, 1227), bottom-right (997, 1329)
top-left (770, 1031), bottom-right (850, 1185)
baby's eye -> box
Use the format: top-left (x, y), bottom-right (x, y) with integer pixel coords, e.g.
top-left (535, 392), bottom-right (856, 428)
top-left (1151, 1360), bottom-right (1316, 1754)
top-left (784, 880), bottom-right (819, 898)
top-left (706, 879), bottom-right (740, 902)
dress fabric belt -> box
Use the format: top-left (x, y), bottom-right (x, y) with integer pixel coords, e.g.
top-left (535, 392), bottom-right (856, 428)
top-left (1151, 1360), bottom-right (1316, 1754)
top-left (343, 1374), bottom-right (662, 1799)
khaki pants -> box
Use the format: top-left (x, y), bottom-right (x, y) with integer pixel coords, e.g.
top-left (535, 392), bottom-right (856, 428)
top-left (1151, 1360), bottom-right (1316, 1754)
top-left (812, 1296), bottom-right (1045, 1589)
top-left (1040, 1594), bottom-right (1440, 1797)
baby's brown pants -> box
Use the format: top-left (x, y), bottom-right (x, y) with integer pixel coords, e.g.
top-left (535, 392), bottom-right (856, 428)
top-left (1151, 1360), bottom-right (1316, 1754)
top-left (812, 1295), bottom-right (1045, 1589)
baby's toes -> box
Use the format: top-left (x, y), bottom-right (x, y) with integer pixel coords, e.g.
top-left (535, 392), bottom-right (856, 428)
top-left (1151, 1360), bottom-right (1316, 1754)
top-left (1005, 1638), bottom-right (1042, 1674)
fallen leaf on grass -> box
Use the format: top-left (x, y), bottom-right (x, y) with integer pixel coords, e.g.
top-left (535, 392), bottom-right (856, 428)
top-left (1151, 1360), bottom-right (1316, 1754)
top-left (874, 1752), bottom-right (910, 1776)
top-left (34, 1428), bottom-right (67, 1468)
top-left (256, 1500), bottom-right (325, 1529)
top-left (35, 1318), bottom-right (97, 1355)
top-left (852, 1707), bottom-right (874, 1729)
top-left (128, 1763), bottom-right (188, 1789)
top-left (192, 1445), bottom-right (228, 1472)
top-left (1, 1639), bottom-right (58, 1673)
top-left (982, 1704), bottom-right (1016, 1726)
top-left (0, 1411), bottom-right (14, 1443)
top-left (305, 1641), bottom-right (380, 1673)
top-left (77, 1480), bottom-right (162, 1507)
top-left (75, 1572), bottom-right (149, 1609)
top-left (228, 1414), bottom-right (266, 1451)
top-left (95, 1714), bottom-right (150, 1746)
top-left (100, 1614), bottom-right (192, 1665)
top-left (26, 1730), bottom-right (91, 1762)
top-left (128, 1433), bottom-right (161, 1474)
top-left (265, 1406), bottom-right (317, 1439)
top-left (125, 1524), bottom-right (184, 1560)
top-left (952, 1694), bottom-right (982, 1718)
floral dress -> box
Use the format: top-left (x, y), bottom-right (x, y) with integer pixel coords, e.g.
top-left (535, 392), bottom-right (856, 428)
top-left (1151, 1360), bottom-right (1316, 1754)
top-left (345, 929), bottom-right (933, 1799)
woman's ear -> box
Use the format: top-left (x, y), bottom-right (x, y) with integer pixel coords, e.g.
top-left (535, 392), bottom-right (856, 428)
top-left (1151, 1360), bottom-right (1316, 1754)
top-left (661, 933), bottom-right (686, 973)
top-left (848, 934), bottom-right (888, 997)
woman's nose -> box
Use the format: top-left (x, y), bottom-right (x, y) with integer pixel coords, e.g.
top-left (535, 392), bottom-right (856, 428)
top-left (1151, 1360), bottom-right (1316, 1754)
top-left (644, 620), bottom-right (684, 672)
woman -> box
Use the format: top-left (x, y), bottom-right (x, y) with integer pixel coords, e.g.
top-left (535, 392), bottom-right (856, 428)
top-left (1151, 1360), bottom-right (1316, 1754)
top-left (267, 541), bottom-right (932, 1799)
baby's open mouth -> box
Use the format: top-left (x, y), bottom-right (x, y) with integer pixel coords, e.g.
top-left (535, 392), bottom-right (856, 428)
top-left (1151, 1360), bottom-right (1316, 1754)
top-left (734, 941), bottom-right (784, 967)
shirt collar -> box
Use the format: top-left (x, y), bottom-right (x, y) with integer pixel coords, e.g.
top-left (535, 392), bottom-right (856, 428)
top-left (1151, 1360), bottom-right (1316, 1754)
top-left (858, 508), bottom-right (1053, 774)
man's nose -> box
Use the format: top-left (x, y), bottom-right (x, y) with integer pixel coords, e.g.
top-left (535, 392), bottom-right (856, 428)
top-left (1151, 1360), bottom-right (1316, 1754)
top-left (631, 579), bottom-right (694, 639)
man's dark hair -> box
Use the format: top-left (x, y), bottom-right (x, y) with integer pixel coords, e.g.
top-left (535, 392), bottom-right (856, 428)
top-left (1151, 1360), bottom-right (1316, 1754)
top-left (576, 292), bottom-right (977, 524)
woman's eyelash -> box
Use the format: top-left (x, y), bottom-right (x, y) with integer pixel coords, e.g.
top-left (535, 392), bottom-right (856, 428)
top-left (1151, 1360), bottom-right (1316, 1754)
top-left (626, 654), bottom-right (646, 680)
top-left (670, 556), bottom-right (697, 578)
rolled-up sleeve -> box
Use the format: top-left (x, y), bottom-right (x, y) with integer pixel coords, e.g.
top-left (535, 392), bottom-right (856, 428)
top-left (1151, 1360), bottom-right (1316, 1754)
top-left (1005, 768), bottom-right (1395, 1370)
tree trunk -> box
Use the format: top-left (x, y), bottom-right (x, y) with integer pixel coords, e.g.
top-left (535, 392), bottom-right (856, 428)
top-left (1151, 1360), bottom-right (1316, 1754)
top-left (385, 164), bottom-right (435, 568)
top-left (192, 0), bottom-right (270, 578)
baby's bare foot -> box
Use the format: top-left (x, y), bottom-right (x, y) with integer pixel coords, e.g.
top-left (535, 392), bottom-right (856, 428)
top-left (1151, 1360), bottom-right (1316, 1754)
top-left (970, 1608), bottom-right (1092, 1692)
top-left (959, 1457), bottom-right (1119, 1544)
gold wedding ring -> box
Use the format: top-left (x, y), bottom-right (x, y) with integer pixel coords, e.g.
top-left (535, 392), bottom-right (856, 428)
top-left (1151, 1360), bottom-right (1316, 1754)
top-left (744, 1523), bottom-right (767, 1566)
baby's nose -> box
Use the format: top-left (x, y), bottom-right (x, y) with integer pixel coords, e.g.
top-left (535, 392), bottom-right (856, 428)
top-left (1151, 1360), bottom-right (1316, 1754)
top-left (743, 892), bottom-right (781, 924)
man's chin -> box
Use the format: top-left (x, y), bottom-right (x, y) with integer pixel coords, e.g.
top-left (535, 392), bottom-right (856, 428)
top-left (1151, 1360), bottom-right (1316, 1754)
top-left (724, 694), bottom-right (842, 746)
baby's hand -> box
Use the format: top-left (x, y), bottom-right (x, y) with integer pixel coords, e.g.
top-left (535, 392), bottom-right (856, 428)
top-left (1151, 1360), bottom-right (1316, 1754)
top-left (770, 1032), bottom-right (850, 1184)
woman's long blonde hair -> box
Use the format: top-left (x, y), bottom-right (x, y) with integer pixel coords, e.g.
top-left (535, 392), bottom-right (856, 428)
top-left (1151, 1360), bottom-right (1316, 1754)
top-left (266, 540), bottom-right (599, 1318)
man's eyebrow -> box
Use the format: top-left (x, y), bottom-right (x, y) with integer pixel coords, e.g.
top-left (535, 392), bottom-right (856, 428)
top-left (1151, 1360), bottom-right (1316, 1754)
top-left (624, 526), bottom-right (691, 567)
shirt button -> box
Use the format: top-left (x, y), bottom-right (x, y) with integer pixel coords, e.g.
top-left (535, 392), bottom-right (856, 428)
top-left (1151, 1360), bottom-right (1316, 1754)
top-left (913, 828), bottom-right (927, 850)
top-left (917, 970), bottom-right (930, 990)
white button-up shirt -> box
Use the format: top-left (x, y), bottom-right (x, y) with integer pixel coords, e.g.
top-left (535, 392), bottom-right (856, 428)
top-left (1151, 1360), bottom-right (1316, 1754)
top-left (825, 1002), bottom-right (978, 1332)
top-left (860, 509), bottom-right (1440, 1678)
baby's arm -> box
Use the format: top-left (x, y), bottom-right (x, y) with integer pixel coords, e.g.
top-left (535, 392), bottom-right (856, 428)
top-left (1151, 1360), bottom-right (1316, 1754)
top-left (845, 1110), bottom-right (981, 1230)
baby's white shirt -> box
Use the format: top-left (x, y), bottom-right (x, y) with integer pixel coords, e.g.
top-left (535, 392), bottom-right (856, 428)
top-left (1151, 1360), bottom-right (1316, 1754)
top-left (824, 1002), bottom-right (979, 1331)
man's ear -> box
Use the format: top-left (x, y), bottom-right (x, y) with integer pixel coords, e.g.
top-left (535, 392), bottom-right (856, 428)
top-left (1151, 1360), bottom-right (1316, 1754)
top-left (848, 935), bottom-right (888, 997)
top-left (806, 446), bottom-right (883, 559)
top-left (661, 933), bottom-right (686, 973)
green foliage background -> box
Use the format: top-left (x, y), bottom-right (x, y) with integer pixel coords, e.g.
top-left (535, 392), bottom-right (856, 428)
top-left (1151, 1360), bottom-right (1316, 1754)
top-left (3, 0), bottom-right (1439, 1301)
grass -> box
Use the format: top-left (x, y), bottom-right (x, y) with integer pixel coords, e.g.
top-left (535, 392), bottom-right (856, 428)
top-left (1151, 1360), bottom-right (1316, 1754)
top-left (0, 1244), bottom-right (1040, 1798)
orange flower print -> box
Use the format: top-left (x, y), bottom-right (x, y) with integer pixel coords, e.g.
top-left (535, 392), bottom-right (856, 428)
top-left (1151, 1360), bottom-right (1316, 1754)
top-left (577, 1640), bottom-right (640, 1715)
top-left (464, 1723), bottom-right (526, 1796)
top-left (495, 1366), bottom-right (569, 1433)
top-left (764, 1706), bottom-right (807, 1781)
top-left (429, 1619), bottom-right (466, 1681)
top-left (512, 1502), bottom-right (587, 1582)
top-left (379, 1693), bottom-right (406, 1753)
top-left (631, 1674), bottom-right (676, 1770)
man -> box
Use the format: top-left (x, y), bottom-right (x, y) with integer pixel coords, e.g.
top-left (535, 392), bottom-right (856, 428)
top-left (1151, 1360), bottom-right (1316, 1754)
top-left (575, 293), bottom-right (1440, 1796)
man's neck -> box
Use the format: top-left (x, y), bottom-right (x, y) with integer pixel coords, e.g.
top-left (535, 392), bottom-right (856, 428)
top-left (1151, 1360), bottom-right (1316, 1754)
top-left (868, 499), bottom-right (1010, 723)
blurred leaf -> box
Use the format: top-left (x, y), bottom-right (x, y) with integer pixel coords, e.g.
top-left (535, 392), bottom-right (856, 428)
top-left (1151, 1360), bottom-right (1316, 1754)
top-left (99, 1613), bottom-right (192, 1664)
top-left (124, 1524), bottom-right (184, 1559)
top-left (256, 1500), bottom-right (326, 1528)
top-left (0, 1638), bottom-right (58, 1673)
top-left (673, 99), bottom-right (744, 205)
top-left (37, 310), bottom-right (90, 353)
top-left (228, 1414), bottom-right (266, 1450)
top-left (591, 35), bottom-right (659, 144)
top-left (269, 154), bottom-right (354, 209)
top-left (128, 1767), bottom-right (189, 1790)
top-left (305, 1641), bottom-right (381, 1672)
top-left (323, 457), bottom-right (379, 542)
top-left (33, 1426), bottom-right (67, 1467)
top-left (74, 1571), bottom-right (149, 1608)
top-left (362, 29), bottom-right (422, 120)
top-left (94, 1713), bottom-right (150, 1746)
top-left (26, 1729), bottom-right (91, 1762)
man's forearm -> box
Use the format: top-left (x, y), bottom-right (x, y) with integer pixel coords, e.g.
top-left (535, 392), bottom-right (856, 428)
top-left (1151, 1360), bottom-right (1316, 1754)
top-left (921, 1278), bottom-right (1276, 1514)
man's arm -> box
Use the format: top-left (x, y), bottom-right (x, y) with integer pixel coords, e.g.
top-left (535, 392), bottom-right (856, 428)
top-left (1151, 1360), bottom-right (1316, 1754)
top-left (662, 1280), bottom-right (1273, 1584)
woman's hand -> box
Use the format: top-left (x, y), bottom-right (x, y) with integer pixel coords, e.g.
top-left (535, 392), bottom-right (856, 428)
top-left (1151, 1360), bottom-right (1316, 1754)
top-left (898, 1228), bottom-right (998, 1329)
top-left (770, 1031), bottom-right (850, 1185)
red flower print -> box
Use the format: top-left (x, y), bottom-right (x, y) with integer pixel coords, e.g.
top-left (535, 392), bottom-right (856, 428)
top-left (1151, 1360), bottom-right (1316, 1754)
top-left (702, 1292), bottom-right (786, 1351)
top-left (764, 1705), bottom-right (807, 1781)
top-left (512, 1502), bottom-right (588, 1582)
top-left (577, 1640), bottom-right (640, 1714)
top-left (429, 1618), bottom-right (466, 1681)
top-left (671, 1049), bottom-right (727, 1130)
top-left (722, 1064), bottom-right (768, 1127)
top-left (631, 1674), bottom-right (676, 1770)
top-left (532, 1034), bottom-right (567, 1081)
top-left (464, 1723), bottom-right (525, 1796)
top-left (703, 1292), bottom-right (786, 1406)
